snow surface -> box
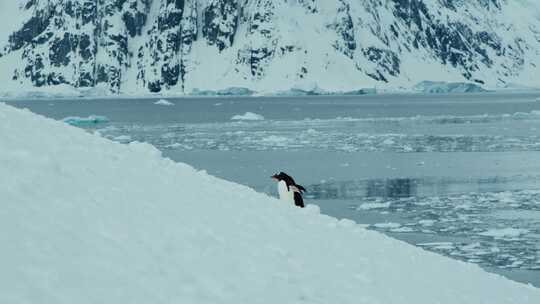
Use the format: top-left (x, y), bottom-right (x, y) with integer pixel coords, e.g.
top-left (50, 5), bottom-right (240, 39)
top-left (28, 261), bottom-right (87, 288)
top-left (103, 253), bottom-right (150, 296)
top-left (230, 112), bottom-right (265, 121)
top-left (1, 103), bottom-right (540, 303)
top-left (154, 99), bottom-right (174, 106)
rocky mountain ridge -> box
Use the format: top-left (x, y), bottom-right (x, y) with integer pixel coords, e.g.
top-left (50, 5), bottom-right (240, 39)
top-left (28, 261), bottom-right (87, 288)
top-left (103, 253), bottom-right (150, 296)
top-left (0, 0), bottom-right (539, 95)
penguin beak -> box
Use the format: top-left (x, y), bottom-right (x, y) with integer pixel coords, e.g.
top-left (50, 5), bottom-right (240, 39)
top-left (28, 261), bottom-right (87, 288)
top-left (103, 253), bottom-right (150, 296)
top-left (271, 175), bottom-right (278, 180)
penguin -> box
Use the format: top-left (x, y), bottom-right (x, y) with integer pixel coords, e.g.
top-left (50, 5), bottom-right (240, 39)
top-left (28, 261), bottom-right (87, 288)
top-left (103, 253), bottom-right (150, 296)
top-left (271, 172), bottom-right (306, 208)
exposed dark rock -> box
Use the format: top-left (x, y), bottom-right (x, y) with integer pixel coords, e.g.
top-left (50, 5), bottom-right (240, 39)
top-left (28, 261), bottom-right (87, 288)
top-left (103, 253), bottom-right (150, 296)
top-left (330, 0), bottom-right (356, 58)
top-left (363, 47), bottom-right (400, 77)
top-left (203, 0), bottom-right (239, 51)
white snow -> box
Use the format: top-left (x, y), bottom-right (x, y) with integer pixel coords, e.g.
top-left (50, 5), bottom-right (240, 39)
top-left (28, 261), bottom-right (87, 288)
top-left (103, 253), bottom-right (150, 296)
top-left (154, 99), bottom-right (174, 106)
top-left (1, 103), bottom-right (540, 303)
top-left (479, 228), bottom-right (530, 239)
top-left (230, 112), bottom-right (265, 121)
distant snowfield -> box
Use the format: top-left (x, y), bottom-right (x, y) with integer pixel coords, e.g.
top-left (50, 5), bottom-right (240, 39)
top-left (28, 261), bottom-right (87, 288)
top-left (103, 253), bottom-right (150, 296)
top-left (0, 103), bottom-right (539, 303)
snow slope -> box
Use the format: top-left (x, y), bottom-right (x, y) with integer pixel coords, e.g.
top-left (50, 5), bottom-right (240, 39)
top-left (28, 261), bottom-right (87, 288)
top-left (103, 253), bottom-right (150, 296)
top-left (0, 102), bottom-right (539, 303)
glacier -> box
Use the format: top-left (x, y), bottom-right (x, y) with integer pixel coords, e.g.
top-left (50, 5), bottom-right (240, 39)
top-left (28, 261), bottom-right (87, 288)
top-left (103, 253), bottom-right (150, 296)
top-left (0, 0), bottom-right (540, 96)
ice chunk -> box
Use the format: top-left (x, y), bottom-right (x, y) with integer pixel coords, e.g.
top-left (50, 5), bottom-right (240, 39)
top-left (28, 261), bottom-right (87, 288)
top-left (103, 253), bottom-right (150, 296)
top-left (62, 115), bottom-right (109, 125)
top-left (357, 202), bottom-right (391, 210)
top-left (418, 219), bottom-right (436, 226)
top-left (231, 112), bottom-right (265, 121)
top-left (154, 99), bottom-right (174, 106)
top-left (478, 228), bottom-right (529, 238)
top-left (390, 226), bottom-right (414, 233)
top-left (373, 222), bottom-right (402, 229)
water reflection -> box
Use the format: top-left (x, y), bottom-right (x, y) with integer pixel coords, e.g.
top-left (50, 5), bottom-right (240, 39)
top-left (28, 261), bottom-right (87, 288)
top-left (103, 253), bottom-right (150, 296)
top-left (306, 176), bottom-right (540, 200)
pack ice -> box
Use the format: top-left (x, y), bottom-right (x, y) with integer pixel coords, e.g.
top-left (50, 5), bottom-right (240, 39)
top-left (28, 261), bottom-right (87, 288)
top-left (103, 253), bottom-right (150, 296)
top-left (0, 103), bottom-right (538, 304)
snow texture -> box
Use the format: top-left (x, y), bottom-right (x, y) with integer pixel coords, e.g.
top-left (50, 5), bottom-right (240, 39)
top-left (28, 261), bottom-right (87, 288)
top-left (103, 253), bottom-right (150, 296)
top-left (0, 102), bottom-right (539, 303)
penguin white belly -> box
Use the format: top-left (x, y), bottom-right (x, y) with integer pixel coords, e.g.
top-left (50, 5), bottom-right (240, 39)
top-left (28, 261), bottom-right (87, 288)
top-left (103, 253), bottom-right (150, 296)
top-left (277, 180), bottom-right (294, 203)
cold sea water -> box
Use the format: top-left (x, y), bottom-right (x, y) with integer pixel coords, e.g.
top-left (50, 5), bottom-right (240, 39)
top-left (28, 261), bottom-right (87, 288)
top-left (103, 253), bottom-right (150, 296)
top-left (6, 92), bottom-right (540, 287)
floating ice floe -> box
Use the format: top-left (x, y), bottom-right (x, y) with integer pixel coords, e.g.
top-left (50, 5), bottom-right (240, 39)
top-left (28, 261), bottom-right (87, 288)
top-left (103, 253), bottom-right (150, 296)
top-left (62, 115), bottom-right (109, 125)
top-left (357, 202), bottom-right (391, 210)
top-left (478, 228), bottom-right (529, 239)
top-left (154, 99), bottom-right (174, 106)
top-left (231, 112), bottom-right (265, 121)
top-left (418, 242), bottom-right (455, 250)
top-left (373, 222), bottom-right (402, 229)
top-left (390, 226), bottom-right (415, 233)
top-left (418, 219), bottom-right (436, 226)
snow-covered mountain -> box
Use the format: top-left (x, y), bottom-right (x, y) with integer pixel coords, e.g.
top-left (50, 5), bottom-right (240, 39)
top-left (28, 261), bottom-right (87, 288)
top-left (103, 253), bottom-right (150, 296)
top-left (0, 0), bottom-right (539, 95)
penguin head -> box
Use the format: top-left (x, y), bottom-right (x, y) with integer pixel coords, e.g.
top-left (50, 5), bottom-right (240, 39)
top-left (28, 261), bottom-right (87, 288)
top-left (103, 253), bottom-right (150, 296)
top-left (271, 172), bottom-right (288, 181)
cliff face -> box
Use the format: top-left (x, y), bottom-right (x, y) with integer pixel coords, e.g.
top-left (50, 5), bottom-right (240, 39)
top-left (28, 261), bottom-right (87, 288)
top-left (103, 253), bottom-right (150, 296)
top-left (1, 0), bottom-right (539, 94)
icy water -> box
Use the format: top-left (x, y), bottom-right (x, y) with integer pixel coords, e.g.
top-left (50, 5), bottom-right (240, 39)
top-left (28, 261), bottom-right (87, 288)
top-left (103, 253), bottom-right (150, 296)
top-left (5, 92), bottom-right (540, 287)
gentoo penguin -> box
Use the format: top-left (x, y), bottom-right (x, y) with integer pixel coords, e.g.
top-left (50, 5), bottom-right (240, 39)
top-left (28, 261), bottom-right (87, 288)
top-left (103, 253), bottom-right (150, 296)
top-left (271, 172), bottom-right (306, 208)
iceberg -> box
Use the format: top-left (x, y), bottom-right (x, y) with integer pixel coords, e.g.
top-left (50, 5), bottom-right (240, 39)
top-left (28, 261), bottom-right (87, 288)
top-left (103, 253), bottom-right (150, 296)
top-left (154, 99), bottom-right (174, 106)
top-left (231, 112), bottom-right (265, 121)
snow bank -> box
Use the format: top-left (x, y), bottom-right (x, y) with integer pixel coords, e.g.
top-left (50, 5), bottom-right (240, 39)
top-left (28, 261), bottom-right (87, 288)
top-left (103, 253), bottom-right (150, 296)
top-left (231, 112), bottom-right (265, 121)
top-left (154, 99), bottom-right (174, 106)
top-left (62, 115), bottom-right (109, 125)
top-left (0, 103), bottom-right (539, 303)
top-left (414, 81), bottom-right (488, 93)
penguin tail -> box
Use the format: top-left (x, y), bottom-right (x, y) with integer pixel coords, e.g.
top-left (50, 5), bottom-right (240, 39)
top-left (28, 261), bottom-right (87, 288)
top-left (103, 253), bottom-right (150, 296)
top-left (293, 192), bottom-right (305, 208)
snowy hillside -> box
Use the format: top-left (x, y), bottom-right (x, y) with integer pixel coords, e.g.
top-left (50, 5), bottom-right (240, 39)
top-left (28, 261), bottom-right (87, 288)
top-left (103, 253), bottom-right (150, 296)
top-left (0, 0), bottom-right (540, 96)
top-left (1, 103), bottom-right (540, 303)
